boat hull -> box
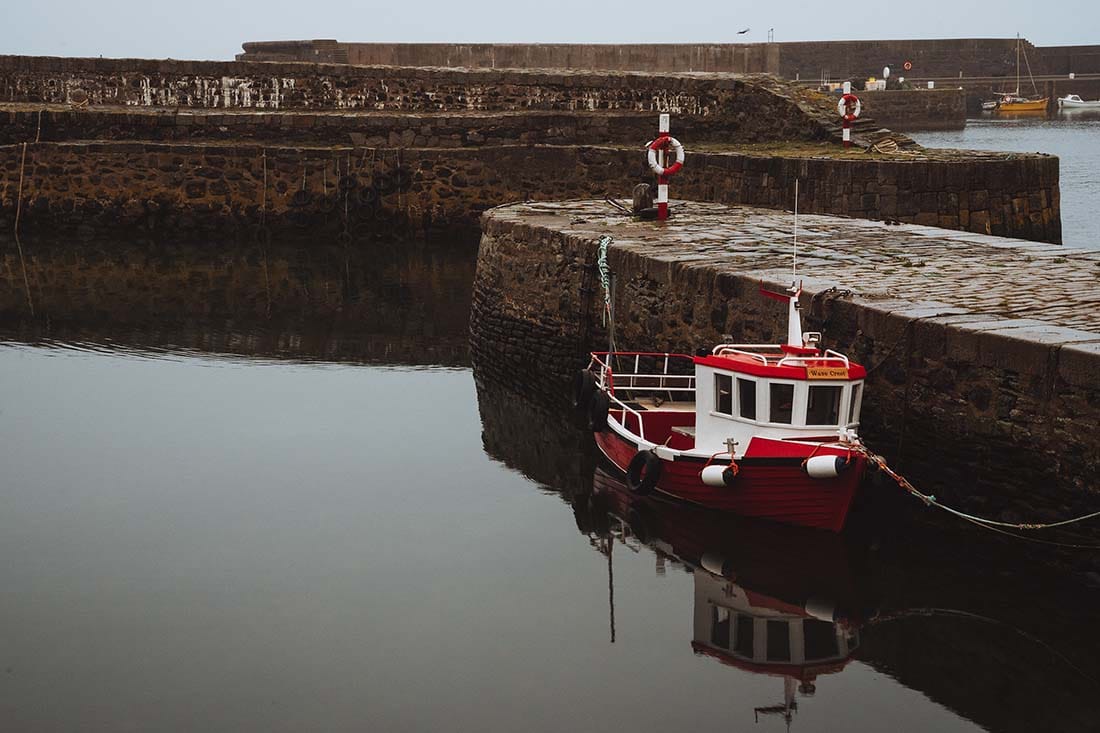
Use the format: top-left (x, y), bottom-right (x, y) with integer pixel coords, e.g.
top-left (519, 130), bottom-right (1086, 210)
top-left (997, 99), bottom-right (1048, 113)
top-left (594, 426), bottom-right (866, 533)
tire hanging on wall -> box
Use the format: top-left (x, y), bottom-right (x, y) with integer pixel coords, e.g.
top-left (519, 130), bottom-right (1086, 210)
top-left (588, 390), bottom-right (610, 432)
top-left (572, 369), bottom-right (596, 410)
top-left (626, 451), bottom-right (661, 496)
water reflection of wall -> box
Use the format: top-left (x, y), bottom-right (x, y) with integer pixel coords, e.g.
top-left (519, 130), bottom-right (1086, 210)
top-left (0, 234), bottom-right (477, 366)
top-left (473, 374), bottom-right (1100, 733)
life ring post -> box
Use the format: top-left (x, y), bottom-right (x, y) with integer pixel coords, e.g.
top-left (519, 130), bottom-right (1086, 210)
top-left (837, 81), bottom-right (862, 149)
top-left (646, 114), bottom-right (685, 221)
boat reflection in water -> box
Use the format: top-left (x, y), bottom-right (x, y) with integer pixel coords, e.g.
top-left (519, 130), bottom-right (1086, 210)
top-left (585, 466), bottom-right (876, 728)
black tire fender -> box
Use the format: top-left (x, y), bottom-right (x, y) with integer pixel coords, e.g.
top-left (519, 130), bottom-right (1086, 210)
top-left (588, 390), bottom-right (610, 432)
top-left (572, 369), bottom-right (597, 410)
top-left (626, 451), bottom-right (662, 496)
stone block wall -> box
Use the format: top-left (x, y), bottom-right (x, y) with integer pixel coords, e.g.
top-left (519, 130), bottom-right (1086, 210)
top-left (237, 38), bottom-right (1099, 80)
top-left (0, 141), bottom-right (1061, 244)
top-left (0, 55), bottom-right (839, 143)
top-left (469, 211), bottom-right (1100, 531)
top-left (0, 107), bottom-right (774, 148)
top-left (778, 38), bottom-right (1033, 81)
top-left (855, 89), bottom-right (966, 131)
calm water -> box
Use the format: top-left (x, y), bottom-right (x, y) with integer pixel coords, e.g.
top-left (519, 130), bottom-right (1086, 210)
top-left (913, 113), bottom-right (1100, 248)
top-left (3, 237), bottom-right (1100, 732)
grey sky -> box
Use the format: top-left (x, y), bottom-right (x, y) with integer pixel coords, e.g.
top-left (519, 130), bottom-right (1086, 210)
top-left (1, 0), bottom-right (1094, 61)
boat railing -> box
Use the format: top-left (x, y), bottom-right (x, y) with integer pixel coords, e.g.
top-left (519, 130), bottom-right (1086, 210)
top-left (712, 345), bottom-right (851, 370)
top-left (711, 344), bottom-right (785, 365)
top-left (588, 351), bottom-right (696, 399)
top-left (776, 350), bottom-right (851, 369)
top-left (605, 390), bottom-right (648, 441)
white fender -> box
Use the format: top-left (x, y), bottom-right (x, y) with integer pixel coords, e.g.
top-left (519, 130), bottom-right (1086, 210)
top-left (805, 455), bottom-right (848, 479)
top-left (701, 464), bottom-right (736, 487)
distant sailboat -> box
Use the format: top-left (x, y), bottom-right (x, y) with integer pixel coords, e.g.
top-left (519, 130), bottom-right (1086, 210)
top-left (997, 35), bottom-right (1048, 113)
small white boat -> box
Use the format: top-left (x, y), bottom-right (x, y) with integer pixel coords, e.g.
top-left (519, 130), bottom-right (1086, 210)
top-left (981, 100), bottom-right (999, 111)
top-left (1058, 94), bottom-right (1100, 109)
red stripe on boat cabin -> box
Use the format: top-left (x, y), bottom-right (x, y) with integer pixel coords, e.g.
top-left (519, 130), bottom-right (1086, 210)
top-left (694, 354), bottom-right (868, 380)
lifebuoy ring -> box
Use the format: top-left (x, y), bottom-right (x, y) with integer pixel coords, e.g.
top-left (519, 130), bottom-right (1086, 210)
top-left (626, 451), bottom-right (662, 495)
top-left (646, 135), bottom-right (685, 177)
top-left (903, 60), bottom-right (913, 71)
top-left (837, 93), bottom-right (862, 122)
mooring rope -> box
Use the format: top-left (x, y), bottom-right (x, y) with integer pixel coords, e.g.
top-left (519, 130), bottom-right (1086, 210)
top-left (596, 235), bottom-right (612, 316)
top-left (12, 141), bottom-right (35, 317)
top-left (863, 448), bottom-right (1100, 546)
top-left (596, 234), bottom-right (619, 358)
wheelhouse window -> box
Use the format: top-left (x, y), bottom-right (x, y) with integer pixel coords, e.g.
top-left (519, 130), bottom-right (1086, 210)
top-left (737, 378), bottom-right (757, 420)
top-left (734, 614), bottom-right (755, 658)
top-left (766, 620), bottom-right (792, 662)
top-left (711, 606), bottom-right (731, 649)
top-left (806, 385), bottom-right (842, 426)
top-left (715, 374), bottom-right (733, 415)
top-left (848, 383), bottom-right (863, 424)
top-left (803, 619), bottom-right (840, 661)
top-left (769, 383), bottom-right (794, 424)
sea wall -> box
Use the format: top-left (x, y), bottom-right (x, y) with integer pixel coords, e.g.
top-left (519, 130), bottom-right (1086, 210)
top-left (239, 41), bottom-right (781, 75)
top-left (856, 89), bottom-right (966, 131)
top-left (0, 141), bottom-right (1061, 244)
top-left (237, 38), bottom-right (1100, 80)
top-left (0, 107), bottom-right (783, 148)
top-left (0, 55), bottom-right (837, 142)
top-left (469, 204), bottom-right (1100, 532)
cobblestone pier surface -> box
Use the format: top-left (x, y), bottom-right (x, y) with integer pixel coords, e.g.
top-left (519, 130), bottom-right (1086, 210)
top-left (471, 199), bottom-right (1100, 529)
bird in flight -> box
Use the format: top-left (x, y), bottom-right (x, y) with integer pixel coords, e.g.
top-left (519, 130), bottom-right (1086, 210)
top-left (737, 28), bottom-right (750, 34)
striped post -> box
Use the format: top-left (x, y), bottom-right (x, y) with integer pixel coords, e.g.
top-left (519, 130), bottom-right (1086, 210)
top-left (656, 113), bottom-right (670, 221)
top-left (841, 81), bottom-right (852, 148)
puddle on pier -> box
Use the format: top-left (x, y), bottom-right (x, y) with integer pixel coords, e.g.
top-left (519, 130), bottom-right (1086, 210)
top-left (1, 233), bottom-right (1098, 732)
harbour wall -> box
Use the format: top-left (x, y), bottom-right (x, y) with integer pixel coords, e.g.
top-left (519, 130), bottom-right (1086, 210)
top-left (238, 38), bottom-right (1083, 80)
top-left (855, 89), bottom-right (966, 131)
top-left (0, 141), bottom-right (1061, 244)
top-left (0, 55), bottom-right (840, 143)
top-left (0, 54), bottom-right (1061, 243)
top-left (469, 204), bottom-right (1100, 534)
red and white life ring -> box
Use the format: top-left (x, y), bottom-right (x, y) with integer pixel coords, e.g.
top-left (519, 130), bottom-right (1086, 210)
top-left (837, 93), bottom-right (862, 121)
top-left (647, 135), bottom-right (685, 177)
top-left (903, 60), bottom-right (913, 71)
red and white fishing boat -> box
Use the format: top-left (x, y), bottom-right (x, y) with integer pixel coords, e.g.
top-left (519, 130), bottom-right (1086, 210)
top-left (576, 283), bottom-right (870, 532)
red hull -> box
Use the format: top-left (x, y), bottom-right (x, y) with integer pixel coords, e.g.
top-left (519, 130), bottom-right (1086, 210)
top-left (594, 429), bottom-right (865, 532)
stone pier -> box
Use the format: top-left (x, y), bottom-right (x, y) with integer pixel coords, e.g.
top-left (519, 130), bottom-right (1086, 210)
top-left (470, 199), bottom-right (1100, 526)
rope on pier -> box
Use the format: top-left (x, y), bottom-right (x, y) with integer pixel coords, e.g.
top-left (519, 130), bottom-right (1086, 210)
top-left (596, 234), bottom-right (617, 354)
top-left (863, 448), bottom-right (1100, 547)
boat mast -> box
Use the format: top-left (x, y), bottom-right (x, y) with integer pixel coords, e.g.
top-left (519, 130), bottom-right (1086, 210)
top-left (1016, 34), bottom-right (1021, 96)
top-left (788, 179), bottom-right (803, 347)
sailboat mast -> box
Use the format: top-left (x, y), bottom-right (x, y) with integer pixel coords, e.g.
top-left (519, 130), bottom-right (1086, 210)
top-left (792, 179), bottom-right (799, 282)
top-left (1016, 34), bottom-right (1021, 96)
